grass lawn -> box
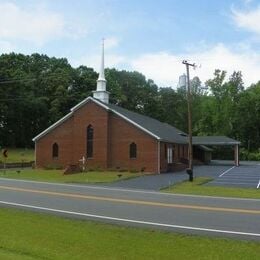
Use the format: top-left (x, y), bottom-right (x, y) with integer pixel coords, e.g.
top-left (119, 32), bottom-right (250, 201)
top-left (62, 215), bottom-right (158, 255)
top-left (0, 169), bottom-right (141, 183)
top-left (0, 148), bottom-right (34, 163)
top-left (162, 177), bottom-right (260, 199)
top-left (0, 207), bottom-right (259, 259)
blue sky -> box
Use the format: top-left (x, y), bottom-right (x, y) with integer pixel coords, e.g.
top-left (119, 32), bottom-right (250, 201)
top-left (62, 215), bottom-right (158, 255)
top-left (0, 0), bottom-right (260, 87)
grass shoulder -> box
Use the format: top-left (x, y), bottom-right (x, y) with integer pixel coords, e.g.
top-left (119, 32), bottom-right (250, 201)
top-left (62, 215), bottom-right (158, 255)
top-left (162, 177), bottom-right (260, 199)
top-left (0, 169), bottom-right (141, 184)
top-left (0, 148), bottom-right (34, 163)
top-left (0, 207), bottom-right (259, 259)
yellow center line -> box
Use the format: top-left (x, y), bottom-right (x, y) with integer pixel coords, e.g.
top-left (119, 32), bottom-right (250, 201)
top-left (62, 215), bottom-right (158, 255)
top-left (0, 185), bottom-right (259, 214)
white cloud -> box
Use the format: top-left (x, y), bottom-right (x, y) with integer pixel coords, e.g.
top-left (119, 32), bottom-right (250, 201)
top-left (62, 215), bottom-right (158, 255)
top-left (130, 44), bottom-right (260, 87)
top-left (131, 52), bottom-right (181, 87)
top-left (232, 6), bottom-right (260, 35)
top-left (0, 2), bottom-right (68, 45)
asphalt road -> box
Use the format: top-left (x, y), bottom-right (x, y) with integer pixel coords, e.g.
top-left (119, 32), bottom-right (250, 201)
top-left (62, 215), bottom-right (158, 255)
top-left (0, 178), bottom-right (260, 241)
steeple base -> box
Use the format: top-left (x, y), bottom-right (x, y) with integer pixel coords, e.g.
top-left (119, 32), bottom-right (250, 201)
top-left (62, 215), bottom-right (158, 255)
top-left (93, 90), bottom-right (110, 104)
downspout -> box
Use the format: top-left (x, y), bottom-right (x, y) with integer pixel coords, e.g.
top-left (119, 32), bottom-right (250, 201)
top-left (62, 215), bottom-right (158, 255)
top-left (158, 140), bottom-right (160, 174)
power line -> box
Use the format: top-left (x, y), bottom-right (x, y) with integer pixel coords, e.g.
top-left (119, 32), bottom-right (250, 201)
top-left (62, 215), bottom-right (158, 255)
top-left (0, 74), bottom-right (74, 85)
top-left (0, 78), bottom-right (36, 84)
top-left (0, 92), bottom-right (89, 102)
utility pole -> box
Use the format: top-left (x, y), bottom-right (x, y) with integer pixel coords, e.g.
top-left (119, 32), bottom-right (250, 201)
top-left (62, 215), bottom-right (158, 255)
top-left (182, 60), bottom-right (195, 181)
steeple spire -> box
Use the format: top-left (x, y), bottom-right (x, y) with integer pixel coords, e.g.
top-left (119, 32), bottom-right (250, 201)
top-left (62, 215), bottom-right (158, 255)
top-left (93, 38), bottom-right (110, 103)
top-left (98, 38), bottom-right (105, 81)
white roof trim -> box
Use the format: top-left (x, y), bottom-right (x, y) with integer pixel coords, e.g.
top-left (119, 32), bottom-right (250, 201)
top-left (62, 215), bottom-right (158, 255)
top-left (91, 98), bottom-right (160, 140)
top-left (32, 112), bottom-right (73, 141)
top-left (70, 96), bottom-right (109, 112)
top-left (33, 96), bottom-right (160, 142)
top-left (33, 97), bottom-right (99, 142)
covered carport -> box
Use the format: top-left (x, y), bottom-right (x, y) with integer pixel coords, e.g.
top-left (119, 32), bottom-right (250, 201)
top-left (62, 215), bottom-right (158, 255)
top-left (193, 136), bottom-right (241, 166)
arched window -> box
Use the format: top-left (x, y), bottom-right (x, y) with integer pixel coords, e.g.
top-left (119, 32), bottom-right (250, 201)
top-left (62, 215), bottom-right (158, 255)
top-left (52, 143), bottom-right (59, 158)
top-left (86, 125), bottom-right (94, 158)
top-left (129, 142), bottom-right (137, 159)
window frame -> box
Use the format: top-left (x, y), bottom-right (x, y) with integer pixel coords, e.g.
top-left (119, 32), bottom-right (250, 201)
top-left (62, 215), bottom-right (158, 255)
top-left (129, 142), bottom-right (137, 159)
top-left (52, 143), bottom-right (59, 158)
top-left (86, 125), bottom-right (94, 158)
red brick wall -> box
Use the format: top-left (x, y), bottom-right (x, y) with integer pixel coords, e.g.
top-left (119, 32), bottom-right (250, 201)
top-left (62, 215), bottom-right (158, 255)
top-left (72, 101), bottom-right (109, 169)
top-left (35, 101), bottom-right (109, 169)
top-left (36, 116), bottom-right (73, 168)
top-left (108, 113), bottom-right (158, 173)
top-left (35, 100), bottom-right (159, 172)
top-left (35, 99), bottom-right (191, 173)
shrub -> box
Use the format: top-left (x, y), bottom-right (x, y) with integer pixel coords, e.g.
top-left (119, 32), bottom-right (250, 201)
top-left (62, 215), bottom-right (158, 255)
top-left (130, 169), bottom-right (138, 173)
top-left (141, 167), bottom-right (146, 172)
top-left (44, 163), bottom-right (63, 170)
top-left (240, 148), bottom-right (260, 161)
top-left (119, 169), bottom-right (128, 172)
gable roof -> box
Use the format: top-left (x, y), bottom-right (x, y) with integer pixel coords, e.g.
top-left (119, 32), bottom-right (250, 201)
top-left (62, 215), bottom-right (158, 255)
top-left (105, 101), bottom-right (188, 143)
top-left (33, 96), bottom-right (240, 146)
top-left (33, 96), bottom-right (187, 143)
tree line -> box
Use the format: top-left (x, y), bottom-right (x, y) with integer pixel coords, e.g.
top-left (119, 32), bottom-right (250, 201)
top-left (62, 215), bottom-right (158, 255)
top-left (0, 53), bottom-right (259, 158)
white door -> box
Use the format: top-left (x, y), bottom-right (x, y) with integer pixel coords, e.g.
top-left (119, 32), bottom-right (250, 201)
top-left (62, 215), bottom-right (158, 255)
top-left (167, 147), bottom-right (173, 164)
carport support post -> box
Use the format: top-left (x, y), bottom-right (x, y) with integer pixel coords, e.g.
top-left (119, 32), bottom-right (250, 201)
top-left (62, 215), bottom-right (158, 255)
top-left (234, 144), bottom-right (239, 166)
top-left (157, 140), bottom-right (161, 174)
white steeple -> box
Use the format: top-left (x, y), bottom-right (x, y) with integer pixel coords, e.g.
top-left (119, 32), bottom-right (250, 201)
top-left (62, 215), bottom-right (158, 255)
top-left (93, 38), bottom-right (110, 103)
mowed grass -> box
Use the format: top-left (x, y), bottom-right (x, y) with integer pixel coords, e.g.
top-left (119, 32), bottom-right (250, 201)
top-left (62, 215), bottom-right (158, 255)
top-left (0, 148), bottom-right (34, 163)
top-left (0, 207), bottom-right (259, 260)
top-left (163, 177), bottom-right (260, 199)
top-left (0, 169), bottom-right (140, 183)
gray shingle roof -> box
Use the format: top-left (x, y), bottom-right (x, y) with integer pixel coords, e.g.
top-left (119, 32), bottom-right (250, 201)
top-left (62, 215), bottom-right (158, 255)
top-left (106, 102), bottom-right (188, 143)
top-left (33, 96), bottom-right (240, 146)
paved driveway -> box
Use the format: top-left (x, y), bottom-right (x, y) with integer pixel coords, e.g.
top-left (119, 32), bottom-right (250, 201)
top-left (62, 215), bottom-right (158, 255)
top-left (107, 161), bottom-right (260, 190)
top-left (207, 164), bottom-right (260, 189)
top-left (107, 164), bottom-right (232, 190)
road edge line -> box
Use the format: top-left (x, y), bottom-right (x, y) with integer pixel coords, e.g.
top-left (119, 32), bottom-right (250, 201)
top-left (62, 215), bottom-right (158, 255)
top-left (0, 200), bottom-right (260, 238)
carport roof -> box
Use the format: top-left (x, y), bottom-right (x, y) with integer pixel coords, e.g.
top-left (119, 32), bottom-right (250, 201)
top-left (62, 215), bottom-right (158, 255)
top-left (192, 136), bottom-right (240, 145)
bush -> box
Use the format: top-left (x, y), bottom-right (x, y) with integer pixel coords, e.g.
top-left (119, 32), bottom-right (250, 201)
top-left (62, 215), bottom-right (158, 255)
top-left (130, 169), bottom-right (138, 173)
top-left (118, 169), bottom-right (128, 172)
top-left (141, 167), bottom-right (146, 172)
top-left (44, 163), bottom-right (63, 170)
top-left (247, 152), bottom-right (260, 161)
top-left (239, 148), bottom-right (260, 161)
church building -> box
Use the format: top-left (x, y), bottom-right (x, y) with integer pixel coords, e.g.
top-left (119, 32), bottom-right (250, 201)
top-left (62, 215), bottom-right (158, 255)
top-left (33, 42), bottom-right (240, 173)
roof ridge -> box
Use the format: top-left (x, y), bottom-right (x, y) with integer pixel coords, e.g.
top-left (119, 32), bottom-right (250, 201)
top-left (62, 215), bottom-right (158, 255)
top-left (34, 96), bottom-right (188, 143)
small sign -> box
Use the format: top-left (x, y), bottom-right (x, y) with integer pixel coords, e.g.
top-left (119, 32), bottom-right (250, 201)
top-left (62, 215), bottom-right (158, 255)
top-left (3, 149), bottom-right (8, 158)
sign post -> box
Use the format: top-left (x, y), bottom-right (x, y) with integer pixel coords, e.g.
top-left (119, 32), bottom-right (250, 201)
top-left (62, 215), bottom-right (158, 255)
top-left (2, 149), bottom-right (8, 174)
top-left (79, 156), bottom-right (86, 172)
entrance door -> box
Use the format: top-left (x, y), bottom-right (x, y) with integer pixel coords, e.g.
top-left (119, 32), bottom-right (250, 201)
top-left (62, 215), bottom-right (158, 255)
top-left (167, 147), bottom-right (173, 164)
top-left (167, 146), bottom-right (174, 172)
